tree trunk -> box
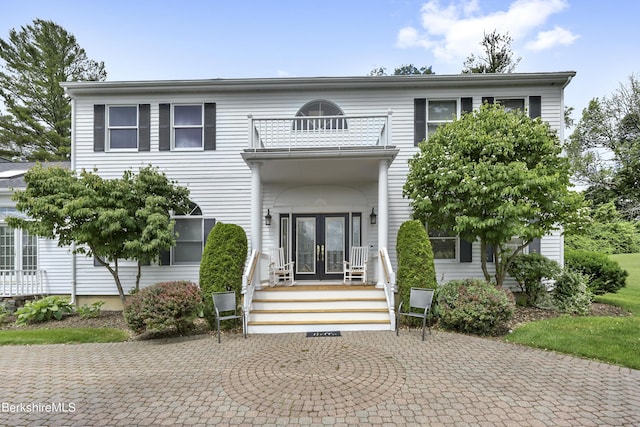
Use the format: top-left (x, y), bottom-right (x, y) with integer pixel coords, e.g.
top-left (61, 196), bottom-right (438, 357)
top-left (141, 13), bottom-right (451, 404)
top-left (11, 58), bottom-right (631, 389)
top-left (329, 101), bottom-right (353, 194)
top-left (479, 239), bottom-right (491, 282)
top-left (94, 255), bottom-right (126, 305)
top-left (135, 261), bottom-right (142, 292)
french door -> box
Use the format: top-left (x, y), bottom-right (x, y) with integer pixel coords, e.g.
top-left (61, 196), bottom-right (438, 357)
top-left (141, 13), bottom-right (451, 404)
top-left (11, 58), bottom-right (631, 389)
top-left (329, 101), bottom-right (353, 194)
top-left (292, 214), bottom-right (348, 281)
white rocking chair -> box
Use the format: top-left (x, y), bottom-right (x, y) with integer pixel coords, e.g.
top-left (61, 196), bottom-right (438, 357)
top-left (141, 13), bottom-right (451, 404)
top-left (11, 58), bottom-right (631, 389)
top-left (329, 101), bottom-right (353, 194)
top-left (343, 246), bottom-right (368, 284)
top-left (269, 248), bottom-right (295, 286)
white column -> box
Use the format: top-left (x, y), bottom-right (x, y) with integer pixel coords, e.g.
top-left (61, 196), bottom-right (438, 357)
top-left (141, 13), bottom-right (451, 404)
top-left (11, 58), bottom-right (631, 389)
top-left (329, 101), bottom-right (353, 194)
top-left (376, 159), bottom-right (389, 287)
top-left (250, 162), bottom-right (262, 252)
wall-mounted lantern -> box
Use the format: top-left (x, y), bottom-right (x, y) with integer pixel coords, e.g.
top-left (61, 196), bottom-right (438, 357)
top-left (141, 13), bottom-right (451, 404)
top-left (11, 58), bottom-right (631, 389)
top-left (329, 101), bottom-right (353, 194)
top-left (370, 207), bottom-right (377, 225)
top-left (265, 209), bottom-right (272, 226)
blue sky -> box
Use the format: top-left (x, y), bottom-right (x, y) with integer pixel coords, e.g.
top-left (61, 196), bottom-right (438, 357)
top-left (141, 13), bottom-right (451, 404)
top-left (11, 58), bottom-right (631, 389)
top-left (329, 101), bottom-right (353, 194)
top-left (1, 0), bottom-right (639, 122)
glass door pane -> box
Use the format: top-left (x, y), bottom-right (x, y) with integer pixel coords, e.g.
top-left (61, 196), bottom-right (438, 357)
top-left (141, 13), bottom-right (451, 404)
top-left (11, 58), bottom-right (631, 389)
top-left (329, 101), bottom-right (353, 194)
top-left (325, 217), bottom-right (345, 274)
top-left (296, 217), bottom-right (316, 274)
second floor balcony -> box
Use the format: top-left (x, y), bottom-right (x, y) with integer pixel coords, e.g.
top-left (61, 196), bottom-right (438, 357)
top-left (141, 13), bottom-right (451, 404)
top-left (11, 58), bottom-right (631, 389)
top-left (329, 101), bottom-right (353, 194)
top-left (248, 111), bottom-right (393, 151)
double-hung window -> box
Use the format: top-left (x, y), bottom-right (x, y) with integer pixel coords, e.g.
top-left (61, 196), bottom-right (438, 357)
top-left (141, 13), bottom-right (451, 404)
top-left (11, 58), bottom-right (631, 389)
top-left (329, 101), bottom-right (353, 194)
top-left (427, 100), bottom-right (458, 137)
top-left (108, 106), bottom-right (138, 150)
top-left (173, 105), bottom-right (203, 149)
top-left (496, 98), bottom-right (525, 113)
top-left (0, 208), bottom-right (37, 271)
top-left (428, 229), bottom-right (457, 261)
top-left (172, 203), bottom-right (204, 265)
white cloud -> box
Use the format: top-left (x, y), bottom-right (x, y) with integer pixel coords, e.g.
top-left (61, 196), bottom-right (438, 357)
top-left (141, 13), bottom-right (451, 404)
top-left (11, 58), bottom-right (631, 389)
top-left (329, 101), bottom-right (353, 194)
top-left (525, 26), bottom-right (580, 51)
top-left (396, 0), bottom-right (576, 64)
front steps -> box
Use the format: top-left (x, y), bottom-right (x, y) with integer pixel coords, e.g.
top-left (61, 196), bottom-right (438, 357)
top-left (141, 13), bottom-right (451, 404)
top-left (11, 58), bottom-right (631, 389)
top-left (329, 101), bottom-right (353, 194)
top-left (246, 284), bottom-right (392, 334)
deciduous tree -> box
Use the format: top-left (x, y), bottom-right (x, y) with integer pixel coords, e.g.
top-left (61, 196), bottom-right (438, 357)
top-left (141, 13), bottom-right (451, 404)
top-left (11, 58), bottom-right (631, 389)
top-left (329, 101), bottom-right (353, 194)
top-left (8, 165), bottom-right (190, 304)
top-left (403, 103), bottom-right (583, 287)
top-left (462, 30), bottom-right (521, 74)
top-left (0, 19), bottom-right (106, 160)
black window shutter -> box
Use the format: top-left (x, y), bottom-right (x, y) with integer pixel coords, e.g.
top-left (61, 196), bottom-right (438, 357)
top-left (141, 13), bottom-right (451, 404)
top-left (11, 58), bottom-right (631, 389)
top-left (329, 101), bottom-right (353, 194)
top-left (93, 104), bottom-right (105, 152)
top-left (481, 97), bottom-right (494, 105)
top-left (159, 103), bottom-right (171, 151)
top-left (460, 239), bottom-right (473, 262)
top-left (485, 245), bottom-right (494, 262)
top-left (461, 97), bottom-right (473, 114)
top-left (414, 98), bottom-right (426, 146)
top-left (529, 238), bottom-right (541, 254)
top-left (138, 104), bottom-right (150, 151)
top-left (529, 96), bottom-right (542, 119)
top-left (203, 218), bottom-right (216, 246)
top-left (159, 249), bottom-right (171, 266)
top-left (204, 103), bottom-right (216, 150)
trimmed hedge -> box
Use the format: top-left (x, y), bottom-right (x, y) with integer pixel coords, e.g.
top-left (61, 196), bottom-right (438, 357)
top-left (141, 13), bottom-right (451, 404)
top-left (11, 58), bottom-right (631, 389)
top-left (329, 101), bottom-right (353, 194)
top-left (564, 250), bottom-right (628, 295)
top-left (396, 220), bottom-right (437, 324)
top-left (199, 222), bottom-right (247, 327)
top-left (123, 281), bottom-right (202, 334)
top-left (436, 279), bottom-right (515, 336)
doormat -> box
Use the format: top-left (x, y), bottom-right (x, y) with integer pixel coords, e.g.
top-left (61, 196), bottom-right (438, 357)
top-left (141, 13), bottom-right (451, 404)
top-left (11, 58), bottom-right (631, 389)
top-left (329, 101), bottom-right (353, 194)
top-left (306, 331), bottom-right (341, 337)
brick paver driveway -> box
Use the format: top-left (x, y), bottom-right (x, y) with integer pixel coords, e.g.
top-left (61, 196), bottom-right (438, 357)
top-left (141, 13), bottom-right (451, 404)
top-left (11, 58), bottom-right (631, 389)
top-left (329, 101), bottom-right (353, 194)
top-left (1, 330), bottom-right (639, 426)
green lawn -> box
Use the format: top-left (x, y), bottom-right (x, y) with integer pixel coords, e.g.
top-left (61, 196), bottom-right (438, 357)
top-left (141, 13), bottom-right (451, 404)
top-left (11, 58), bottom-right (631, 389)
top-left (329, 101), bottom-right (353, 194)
top-left (505, 253), bottom-right (640, 370)
top-left (0, 328), bottom-right (129, 345)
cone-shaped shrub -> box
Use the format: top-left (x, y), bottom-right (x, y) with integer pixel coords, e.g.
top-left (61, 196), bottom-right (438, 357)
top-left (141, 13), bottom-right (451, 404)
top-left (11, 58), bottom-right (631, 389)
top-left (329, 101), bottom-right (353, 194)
top-left (396, 220), bottom-right (437, 318)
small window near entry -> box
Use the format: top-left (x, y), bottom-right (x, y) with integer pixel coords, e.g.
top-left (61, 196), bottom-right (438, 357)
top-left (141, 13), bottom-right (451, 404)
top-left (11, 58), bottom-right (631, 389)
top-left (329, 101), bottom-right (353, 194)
top-left (108, 106), bottom-right (138, 149)
top-left (352, 214), bottom-right (361, 247)
top-left (429, 229), bottom-right (457, 260)
top-left (174, 105), bottom-right (203, 149)
top-left (280, 215), bottom-right (290, 263)
top-left (497, 98), bottom-right (525, 113)
top-left (427, 100), bottom-right (457, 136)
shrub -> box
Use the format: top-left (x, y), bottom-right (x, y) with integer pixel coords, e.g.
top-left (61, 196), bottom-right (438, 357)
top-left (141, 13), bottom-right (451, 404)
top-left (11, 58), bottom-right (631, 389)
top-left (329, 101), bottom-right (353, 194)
top-left (436, 279), bottom-right (515, 336)
top-left (199, 222), bottom-right (247, 326)
top-left (0, 303), bottom-right (8, 324)
top-left (508, 253), bottom-right (561, 306)
top-left (565, 250), bottom-right (628, 295)
top-left (15, 296), bottom-right (73, 325)
top-left (396, 220), bottom-right (437, 320)
top-left (76, 301), bottom-right (104, 318)
top-left (552, 270), bottom-right (592, 315)
top-left (123, 281), bottom-right (202, 334)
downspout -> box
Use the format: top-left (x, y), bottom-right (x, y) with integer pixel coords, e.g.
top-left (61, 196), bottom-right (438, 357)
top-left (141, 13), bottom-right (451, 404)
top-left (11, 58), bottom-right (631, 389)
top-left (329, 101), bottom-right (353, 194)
top-left (68, 90), bottom-right (77, 304)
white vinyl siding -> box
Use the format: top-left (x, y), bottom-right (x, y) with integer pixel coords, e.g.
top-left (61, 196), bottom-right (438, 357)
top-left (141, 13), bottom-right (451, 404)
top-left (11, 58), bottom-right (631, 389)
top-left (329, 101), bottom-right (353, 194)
top-left (68, 78), bottom-right (567, 295)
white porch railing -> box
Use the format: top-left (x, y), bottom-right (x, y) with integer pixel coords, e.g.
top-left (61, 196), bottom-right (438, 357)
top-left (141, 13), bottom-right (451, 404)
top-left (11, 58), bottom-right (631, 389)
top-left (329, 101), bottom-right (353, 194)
top-left (241, 249), bottom-right (261, 334)
top-left (248, 111), bottom-right (393, 150)
top-left (0, 270), bottom-right (46, 297)
top-left (379, 248), bottom-right (396, 329)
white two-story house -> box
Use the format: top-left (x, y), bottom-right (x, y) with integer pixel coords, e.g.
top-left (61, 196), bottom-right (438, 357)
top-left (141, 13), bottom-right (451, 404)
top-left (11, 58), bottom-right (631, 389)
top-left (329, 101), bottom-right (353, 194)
top-left (2, 72), bottom-right (574, 333)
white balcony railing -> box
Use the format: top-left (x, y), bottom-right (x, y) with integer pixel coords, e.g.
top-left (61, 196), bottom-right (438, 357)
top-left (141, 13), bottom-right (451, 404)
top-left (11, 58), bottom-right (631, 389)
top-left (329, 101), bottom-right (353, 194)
top-left (248, 111), bottom-right (392, 150)
top-left (0, 270), bottom-right (46, 297)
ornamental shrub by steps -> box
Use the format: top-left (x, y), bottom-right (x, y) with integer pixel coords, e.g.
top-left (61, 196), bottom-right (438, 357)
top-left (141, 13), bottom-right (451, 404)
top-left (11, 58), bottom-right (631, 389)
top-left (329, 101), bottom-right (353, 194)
top-left (123, 281), bottom-right (202, 334)
top-left (199, 222), bottom-right (248, 327)
top-left (564, 250), bottom-right (628, 295)
top-left (396, 220), bottom-right (437, 325)
top-left (436, 279), bottom-right (515, 336)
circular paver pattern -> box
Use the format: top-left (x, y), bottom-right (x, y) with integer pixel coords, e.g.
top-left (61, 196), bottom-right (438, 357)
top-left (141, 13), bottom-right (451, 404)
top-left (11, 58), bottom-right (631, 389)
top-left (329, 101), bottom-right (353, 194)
top-left (223, 338), bottom-right (405, 417)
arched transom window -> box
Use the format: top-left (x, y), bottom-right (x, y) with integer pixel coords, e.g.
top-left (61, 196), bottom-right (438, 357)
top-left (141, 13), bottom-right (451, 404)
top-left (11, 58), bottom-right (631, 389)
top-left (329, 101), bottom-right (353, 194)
top-left (294, 100), bottom-right (347, 130)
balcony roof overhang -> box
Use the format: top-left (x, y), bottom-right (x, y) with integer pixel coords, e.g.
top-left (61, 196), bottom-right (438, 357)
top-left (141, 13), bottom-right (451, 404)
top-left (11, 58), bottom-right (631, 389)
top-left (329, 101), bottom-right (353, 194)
top-left (241, 146), bottom-right (399, 185)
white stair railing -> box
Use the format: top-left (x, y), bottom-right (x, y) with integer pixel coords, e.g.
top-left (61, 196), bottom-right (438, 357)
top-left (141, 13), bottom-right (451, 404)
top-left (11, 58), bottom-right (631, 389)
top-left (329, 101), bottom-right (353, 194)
top-left (241, 250), bottom-right (261, 334)
top-left (0, 270), bottom-right (46, 297)
top-left (379, 248), bottom-right (396, 330)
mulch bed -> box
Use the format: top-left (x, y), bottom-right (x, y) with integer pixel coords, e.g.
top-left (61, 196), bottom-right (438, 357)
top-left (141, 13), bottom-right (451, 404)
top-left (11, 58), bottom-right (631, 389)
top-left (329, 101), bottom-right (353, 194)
top-left (0, 303), bottom-right (633, 340)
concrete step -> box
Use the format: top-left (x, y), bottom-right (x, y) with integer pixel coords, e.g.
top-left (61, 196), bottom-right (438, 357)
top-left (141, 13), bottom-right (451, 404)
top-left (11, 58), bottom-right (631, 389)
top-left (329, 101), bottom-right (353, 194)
top-left (246, 284), bottom-right (393, 334)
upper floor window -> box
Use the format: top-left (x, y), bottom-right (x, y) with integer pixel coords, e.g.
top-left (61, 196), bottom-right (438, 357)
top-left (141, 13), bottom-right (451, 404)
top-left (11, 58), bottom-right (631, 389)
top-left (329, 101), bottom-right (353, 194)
top-left (497, 98), bottom-right (525, 113)
top-left (173, 105), bottom-right (203, 149)
top-left (108, 106), bottom-right (138, 150)
top-left (427, 100), bottom-right (458, 136)
top-left (294, 100), bottom-right (347, 130)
